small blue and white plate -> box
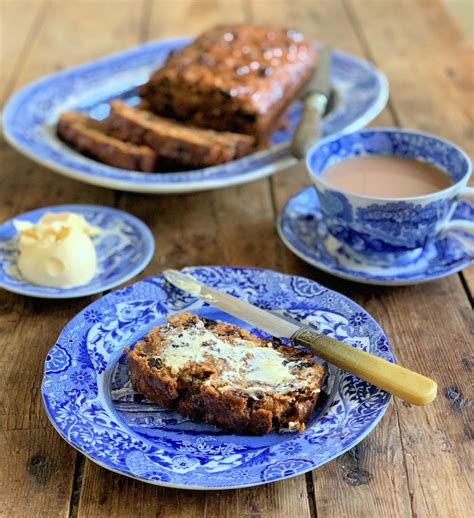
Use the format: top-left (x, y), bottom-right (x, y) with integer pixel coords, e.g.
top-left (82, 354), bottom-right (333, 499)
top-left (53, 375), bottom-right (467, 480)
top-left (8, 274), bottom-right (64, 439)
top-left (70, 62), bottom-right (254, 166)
top-left (0, 204), bottom-right (154, 298)
top-left (42, 266), bottom-right (392, 489)
top-left (278, 187), bottom-right (474, 286)
top-left (3, 38), bottom-right (388, 194)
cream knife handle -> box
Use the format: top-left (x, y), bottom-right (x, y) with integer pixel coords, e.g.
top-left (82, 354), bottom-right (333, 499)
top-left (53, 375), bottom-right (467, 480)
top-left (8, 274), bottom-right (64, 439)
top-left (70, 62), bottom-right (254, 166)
top-left (292, 327), bottom-right (437, 406)
top-left (291, 92), bottom-right (327, 159)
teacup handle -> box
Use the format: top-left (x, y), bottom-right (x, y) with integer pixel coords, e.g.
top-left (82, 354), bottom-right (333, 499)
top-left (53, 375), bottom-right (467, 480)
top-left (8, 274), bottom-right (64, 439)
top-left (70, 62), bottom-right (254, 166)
top-left (440, 186), bottom-right (474, 234)
top-left (439, 186), bottom-right (474, 254)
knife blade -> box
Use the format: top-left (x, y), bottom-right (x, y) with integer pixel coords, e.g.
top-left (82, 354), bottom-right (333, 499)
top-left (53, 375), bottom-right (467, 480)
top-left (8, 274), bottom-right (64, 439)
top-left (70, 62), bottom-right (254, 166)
top-left (303, 44), bottom-right (332, 98)
top-left (163, 269), bottom-right (437, 406)
top-left (291, 44), bottom-right (332, 159)
top-left (163, 268), bottom-right (300, 338)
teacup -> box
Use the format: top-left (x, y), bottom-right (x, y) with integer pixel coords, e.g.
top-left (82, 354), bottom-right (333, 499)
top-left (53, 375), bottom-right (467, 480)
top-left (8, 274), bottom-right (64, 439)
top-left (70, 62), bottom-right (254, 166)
top-left (306, 128), bottom-right (474, 266)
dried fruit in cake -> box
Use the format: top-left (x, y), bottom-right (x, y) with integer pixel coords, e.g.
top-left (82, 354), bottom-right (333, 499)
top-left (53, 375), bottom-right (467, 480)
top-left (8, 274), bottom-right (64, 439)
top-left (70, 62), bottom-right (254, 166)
top-left (126, 312), bottom-right (325, 434)
top-left (106, 101), bottom-right (254, 167)
top-left (57, 112), bottom-right (156, 172)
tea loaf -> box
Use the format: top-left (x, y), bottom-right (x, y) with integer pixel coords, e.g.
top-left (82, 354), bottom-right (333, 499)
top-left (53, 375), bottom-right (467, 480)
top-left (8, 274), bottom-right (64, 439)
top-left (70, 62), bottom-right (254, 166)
top-left (57, 112), bottom-right (156, 172)
top-left (140, 25), bottom-right (317, 143)
top-left (126, 312), bottom-right (325, 435)
top-left (106, 101), bottom-right (254, 167)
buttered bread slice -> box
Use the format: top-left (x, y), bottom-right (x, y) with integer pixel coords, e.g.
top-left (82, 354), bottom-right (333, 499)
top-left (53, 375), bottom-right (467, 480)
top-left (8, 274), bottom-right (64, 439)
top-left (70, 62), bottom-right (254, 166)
top-left (126, 312), bottom-right (325, 434)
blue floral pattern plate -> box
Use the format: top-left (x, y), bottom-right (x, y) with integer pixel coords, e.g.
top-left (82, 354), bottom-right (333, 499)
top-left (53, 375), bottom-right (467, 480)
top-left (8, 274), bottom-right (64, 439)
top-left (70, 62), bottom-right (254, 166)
top-left (42, 266), bottom-right (392, 489)
top-left (3, 38), bottom-right (388, 194)
top-left (0, 204), bottom-right (154, 298)
top-left (278, 187), bottom-right (474, 286)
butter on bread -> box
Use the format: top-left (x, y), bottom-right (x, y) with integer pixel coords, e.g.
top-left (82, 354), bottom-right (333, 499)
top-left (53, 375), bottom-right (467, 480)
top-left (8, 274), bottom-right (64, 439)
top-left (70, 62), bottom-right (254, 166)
top-left (126, 312), bottom-right (325, 434)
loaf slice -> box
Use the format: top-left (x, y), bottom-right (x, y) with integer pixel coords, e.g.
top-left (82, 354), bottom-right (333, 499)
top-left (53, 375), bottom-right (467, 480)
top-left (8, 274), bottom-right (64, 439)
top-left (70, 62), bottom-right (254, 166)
top-left (106, 101), bottom-right (254, 168)
top-left (126, 312), bottom-right (325, 435)
top-left (57, 112), bottom-right (157, 172)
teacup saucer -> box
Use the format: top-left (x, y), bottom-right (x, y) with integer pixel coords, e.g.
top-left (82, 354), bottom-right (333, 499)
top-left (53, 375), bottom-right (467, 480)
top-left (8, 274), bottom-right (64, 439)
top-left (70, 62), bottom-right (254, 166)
top-left (0, 204), bottom-right (154, 298)
top-left (277, 187), bottom-right (473, 286)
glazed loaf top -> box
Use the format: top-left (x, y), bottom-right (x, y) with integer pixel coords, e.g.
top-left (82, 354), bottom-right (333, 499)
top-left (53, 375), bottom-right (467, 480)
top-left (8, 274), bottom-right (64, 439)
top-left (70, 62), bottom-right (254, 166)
top-left (142, 25), bottom-right (317, 117)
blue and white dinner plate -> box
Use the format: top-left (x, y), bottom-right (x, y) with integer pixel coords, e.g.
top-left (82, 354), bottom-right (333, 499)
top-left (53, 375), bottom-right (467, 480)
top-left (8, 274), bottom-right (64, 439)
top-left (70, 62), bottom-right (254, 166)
top-left (278, 187), bottom-right (474, 286)
top-left (0, 204), bottom-right (154, 298)
top-left (42, 266), bottom-right (392, 489)
top-left (3, 38), bottom-right (388, 194)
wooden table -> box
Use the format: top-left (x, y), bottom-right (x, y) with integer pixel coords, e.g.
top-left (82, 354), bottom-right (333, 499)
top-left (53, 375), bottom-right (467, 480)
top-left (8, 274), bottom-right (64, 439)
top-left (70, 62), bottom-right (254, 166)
top-left (1, 1), bottom-right (472, 516)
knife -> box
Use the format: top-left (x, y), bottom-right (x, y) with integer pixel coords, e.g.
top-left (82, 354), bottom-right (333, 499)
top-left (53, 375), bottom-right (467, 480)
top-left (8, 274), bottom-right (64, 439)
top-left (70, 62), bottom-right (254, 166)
top-left (291, 44), bottom-right (332, 159)
top-left (163, 269), bottom-right (437, 406)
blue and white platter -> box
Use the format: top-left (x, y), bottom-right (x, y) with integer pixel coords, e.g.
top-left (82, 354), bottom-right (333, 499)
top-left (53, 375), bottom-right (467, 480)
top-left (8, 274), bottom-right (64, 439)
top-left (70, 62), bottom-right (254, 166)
top-left (278, 187), bottom-right (474, 286)
top-left (3, 38), bottom-right (388, 194)
top-left (0, 204), bottom-right (154, 298)
top-left (42, 266), bottom-right (392, 489)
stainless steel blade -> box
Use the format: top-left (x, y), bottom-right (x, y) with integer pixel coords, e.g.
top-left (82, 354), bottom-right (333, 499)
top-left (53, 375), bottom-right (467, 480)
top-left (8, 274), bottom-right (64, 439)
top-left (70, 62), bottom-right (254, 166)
top-left (304, 44), bottom-right (332, 99)
top-left (291, 45), bottom-right (332, 159)
top-left (163, 269), bottom-right (300, 339)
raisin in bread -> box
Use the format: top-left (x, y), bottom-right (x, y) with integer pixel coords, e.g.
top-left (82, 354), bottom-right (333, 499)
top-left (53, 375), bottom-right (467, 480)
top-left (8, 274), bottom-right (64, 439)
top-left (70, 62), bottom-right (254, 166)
top-left (57, 112), bottom-right (156, 172)
top-left (126, 312), bottom-right (325, 435)
top-left (106, 101), bottom-right (254, 167)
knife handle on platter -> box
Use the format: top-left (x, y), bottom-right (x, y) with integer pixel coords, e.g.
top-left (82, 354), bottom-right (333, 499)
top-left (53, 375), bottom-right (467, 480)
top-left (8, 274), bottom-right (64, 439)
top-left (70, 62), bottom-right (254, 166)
top-left (291, 92), bottom-right (327, 159)
top-left (292, 327), bottom-right (437, 406)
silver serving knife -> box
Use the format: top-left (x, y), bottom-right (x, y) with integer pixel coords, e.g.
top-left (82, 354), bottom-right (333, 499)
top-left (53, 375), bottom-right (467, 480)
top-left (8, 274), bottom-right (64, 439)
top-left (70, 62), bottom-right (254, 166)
top-left (291, 45), bottom-right (332, 159)
top-left (163, 269), bottom-right (437, 406)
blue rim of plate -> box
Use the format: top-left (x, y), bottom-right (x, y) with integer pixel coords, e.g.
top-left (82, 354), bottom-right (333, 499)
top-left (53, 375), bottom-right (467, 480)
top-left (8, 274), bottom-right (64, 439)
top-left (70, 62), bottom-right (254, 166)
top-left (278, 187), bottom-right (474, 286)
top-left (42, 266), bottom-right (392, 489)
top-left (2, 38), bottom-right (388, 194)
top-left (0, 204), bottom-right (154, 298)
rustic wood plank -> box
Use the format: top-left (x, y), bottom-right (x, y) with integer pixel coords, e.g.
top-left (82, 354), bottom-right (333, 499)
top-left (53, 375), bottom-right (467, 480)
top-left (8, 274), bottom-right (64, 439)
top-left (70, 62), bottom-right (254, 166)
top-left (343, 0), bottom-right (474, 156)
top-left (304, 271), bottom-right (474, 518)
top-left (8, 0), bottom-right (142, 89)
top-left (2, 2), bottom-right (471, 518)
top-left (204, 476), bottom-right (312, 518)
top-left (78, 183), bottom-right (310, 516)
top-left (362, 277), bottom-right (473, 518)
top-left (0, 298), bottom-right (81, 518)
top-left (343, 4), bottom-right (474, 508)
top-left (0, 1), bottom-right (146, 517)
top-left (0, 0), bottom-right (47, 105)
top-left (460, 265), bottom-right (474, 303)
top-left (345, 0), bottom-right (474, 290)
top-left (0, 133), bottom-right (115, 518)
top-left (78, 469), bottom-right (310, 518)
top-left (145, 0), bottom-right (246, 38)
top-left (312, 404), bottom-right (412, 517)
top-left (266, 1), bottom-right (473, 517)
top-left (248, 1), bottom-right (416, 517)
top-left (261, 0), bottom-right (398, 217)
top-left (75, 1), bottom-right (312, 517)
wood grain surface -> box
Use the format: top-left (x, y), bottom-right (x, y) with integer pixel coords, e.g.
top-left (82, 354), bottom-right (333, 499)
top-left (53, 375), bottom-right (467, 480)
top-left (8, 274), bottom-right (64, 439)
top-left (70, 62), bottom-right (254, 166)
top-left (0, 1), bottom-right (472, 517)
